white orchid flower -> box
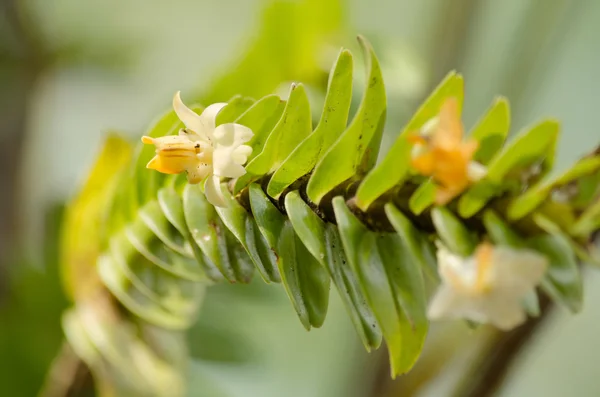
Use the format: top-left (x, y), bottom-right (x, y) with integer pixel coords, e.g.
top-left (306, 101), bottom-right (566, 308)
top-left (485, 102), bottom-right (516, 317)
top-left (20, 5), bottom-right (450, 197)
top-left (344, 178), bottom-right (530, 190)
top-left (142, 92), bottom-right (253, 207)
top-left (427, 242), bottom-right (548, 330)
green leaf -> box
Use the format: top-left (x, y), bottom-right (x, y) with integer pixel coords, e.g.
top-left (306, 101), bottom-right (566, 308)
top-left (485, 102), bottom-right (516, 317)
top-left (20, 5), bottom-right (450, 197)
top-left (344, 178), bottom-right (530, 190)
top-left (249, 184), bottom-right (330, 329)
top-left (534, 213), bottom-right (600, 267)
top-left (529, 230), bottom-right (583, 313)
top-left (469, 97), bottom-right (510, 165)
top-left (215, 95), bottom-right (255, 125)
top-left (61, 135), bottom-right (132, 300)
top-left (125, 216), bottom-right (208, 282)
top-left (385, 204), bottom-right (438, 281)
top-left (241, 84), bottom-right (312, 185)
top-left (215, 183), bottom-right (280, 283)
top-left (224, 230), bottom-right (255, 284)
top-left (356, 71), bottom-right (463, 210)
top-left (182, 184), bottom-right (237, 282)
top-left (236, 95), bottom-right (286, 163)
top-left (408, 180), bottom-right (437, 215)
top-left (246, 84), bottom-right (312, 175)
top-left (482, 210), bottom-right (524, 248)
top-left (307, 36), bottom-right (387, 204)
top-left (333, 197), bottom-right (426, 377)
top-left (285, 191), bottom-right (381, 350)
top-left (459, 120), bottom-right (560, 217)
top-left (97, 254), bottom-right (196, 329)
top-left (572, 199), bottom-right (600, 238)
top-left (508, 156), bottom-right (600, 221)
top-left (431, 207), bottom-right (477, 256)
top-left (266, 49), bottom-right (354, 198)
top-left (138, 201), bottom-right (193, 258)
top-left (157, 186), bottom-right (188, 237)
top-left (108, 232), bottom-right (203, 316)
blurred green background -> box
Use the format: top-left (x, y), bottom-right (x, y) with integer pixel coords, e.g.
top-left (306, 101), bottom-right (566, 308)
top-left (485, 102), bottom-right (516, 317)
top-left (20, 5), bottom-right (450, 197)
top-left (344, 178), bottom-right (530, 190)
top-left (1, 0), bottom-right (599, 396)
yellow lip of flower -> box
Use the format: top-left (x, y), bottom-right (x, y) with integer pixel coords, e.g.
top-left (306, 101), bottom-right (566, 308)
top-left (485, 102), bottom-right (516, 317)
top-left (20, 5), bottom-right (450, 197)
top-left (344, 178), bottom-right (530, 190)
top-left (141, 135), bottom-right (200, 175)
top-left (140, 92), bottom-right (254, 208)
top-left (409, 97), bottom-right (483, 205)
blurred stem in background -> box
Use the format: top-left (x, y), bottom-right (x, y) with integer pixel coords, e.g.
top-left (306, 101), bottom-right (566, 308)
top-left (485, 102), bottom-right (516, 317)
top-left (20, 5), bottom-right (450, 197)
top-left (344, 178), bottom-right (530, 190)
top-left (0, 0), bottom-right (50, 292)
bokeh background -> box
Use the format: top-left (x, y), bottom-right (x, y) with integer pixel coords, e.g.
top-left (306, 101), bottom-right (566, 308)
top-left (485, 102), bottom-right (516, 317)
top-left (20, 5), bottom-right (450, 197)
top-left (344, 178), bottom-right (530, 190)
top-left (1, 0), bottom-right (599, 396)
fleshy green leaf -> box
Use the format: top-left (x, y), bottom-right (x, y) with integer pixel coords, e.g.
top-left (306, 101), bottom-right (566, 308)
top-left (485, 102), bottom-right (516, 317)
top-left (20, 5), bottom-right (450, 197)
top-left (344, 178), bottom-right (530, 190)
top-left (385, 204), bottom-right (438, 281)
top-left (182, 184), bottom-right (237, 282)
top-left (215, 95), bottom-right (255, 125)
top-left (356, 71), bottom-right (463, 210)
top-left (333, 197), bottom-right (426, 377)
top-left (529, 228), bottom-right (583, 313)
top-left (482, 210), bottom-right (524, 248)
top-left (469, 97), bottom-right (510, 165)
top-left (534, 213), bottom-right (600, 267)
top-left (239, 84), bottom-right (312, 189)
top-left (459, 120), bottom-right (560, 217)
top-left (61, 135), bottom-right (132, 300)
top-left (572, 199), bottom-right (600, 238)
top-left (157, 186), bottom-right (188, 237)
top-left (508, 156), bottom-right (600, 221)
top-left (215, 183), bottom-right (280, 283)
top-left (125, 216), bottom-right (208, 282)
top-left (285, 191), bottom-right (382, 350)
top-left (235, 95), bottom-right (286, 164)
top-left (249, 184), bottom-right (330, 329)
top-left (97, 254), bottom-right (196, 329)
top-left (266, 49), bottom-right (354, 198)
top-left (431, 207), bottom-right (477, 256)
top-left (108, 233), bottom-right (202, 316)
top-left (307, 36), bottom-right (386, 204)
top-left (139, 201), bottom-right (192, 258)
top-left (408, 180), bottom-right (437, 215)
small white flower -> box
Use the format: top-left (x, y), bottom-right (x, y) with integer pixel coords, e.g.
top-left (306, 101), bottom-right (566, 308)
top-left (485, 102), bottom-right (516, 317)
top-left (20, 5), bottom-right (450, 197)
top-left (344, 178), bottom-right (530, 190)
top-left (427, 242), bottom-right (547, 330)
top-left (142, 92), bottom-right (253, 207)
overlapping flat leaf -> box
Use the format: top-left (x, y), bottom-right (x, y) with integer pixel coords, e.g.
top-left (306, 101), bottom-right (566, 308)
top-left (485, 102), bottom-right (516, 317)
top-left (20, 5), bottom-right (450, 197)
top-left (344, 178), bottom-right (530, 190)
top-left (508, 156), bottom-right (600, 220)
top-left (236, 84), bottom-right (312, 190)
top-left (215, 183), bottom-right (280, 283)
top-left (529, 229), bottom-right (582, 313)
top-left (285, 191), bottom-right (381, 350)
top-left (333, 197), bottom-right (427, 377)
top-left (97, 254), bottom-right (196, 329)
top-left (469, 97), bottom-right (510, 164)
top-left (307, 36), bottom-right (386, 204)
top-left (249, 184), bottom-right (330, 330)
top-left (61, 135), bottom-right (132, 300)
top-left (215, 95), bottom-right (255, 125)
top-left (182, 184), bottom-right (247, 283)
top-left (385, 204), bottom-right (438, 281)
top-left (431, 207), bottom-right (477, 256)
top-left (267, 49), bottom-right (354, 198)
top-left (459, 120), bottom-right (560, 217)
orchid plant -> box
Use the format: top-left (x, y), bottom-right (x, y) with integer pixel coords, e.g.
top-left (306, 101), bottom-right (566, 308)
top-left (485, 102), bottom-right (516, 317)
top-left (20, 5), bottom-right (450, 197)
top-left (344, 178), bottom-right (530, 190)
top-left (58, 35), bottom-right (600, 397)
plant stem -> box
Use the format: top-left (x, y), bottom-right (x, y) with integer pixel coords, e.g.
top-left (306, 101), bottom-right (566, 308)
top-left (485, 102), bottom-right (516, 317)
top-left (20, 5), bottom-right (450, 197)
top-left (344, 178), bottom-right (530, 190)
top-left (451, 294), bottom-right (552, 397)
top-left (38, 342), bottom-right (95, 397)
